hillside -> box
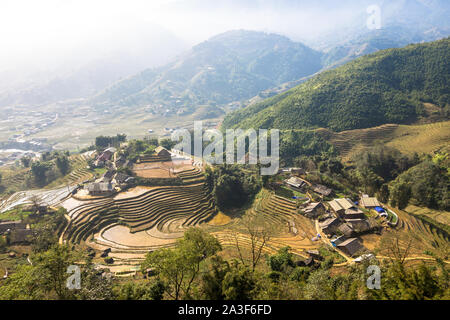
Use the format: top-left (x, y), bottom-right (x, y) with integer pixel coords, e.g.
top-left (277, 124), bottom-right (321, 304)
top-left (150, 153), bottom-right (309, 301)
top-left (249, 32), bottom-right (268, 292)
top-left (223, 37), bottom-right (450, 132)
top-left (90, 30), bottom-right (324, 111)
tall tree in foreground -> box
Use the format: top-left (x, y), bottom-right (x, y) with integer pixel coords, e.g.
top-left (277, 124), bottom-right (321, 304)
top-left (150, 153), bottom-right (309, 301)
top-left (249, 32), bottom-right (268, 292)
top-left (141, 228), bottom-right (221, 300)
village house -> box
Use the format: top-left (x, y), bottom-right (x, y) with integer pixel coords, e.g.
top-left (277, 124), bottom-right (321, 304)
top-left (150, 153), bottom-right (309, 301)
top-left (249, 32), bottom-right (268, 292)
top-left (319, 217), bottom-right (340, 236)
top-left (336, 238), bottom-right (365, 257)
top-left (114, 172), bottom-right (133, 185)
top-left (303, 202), bottom-right (326, 219)
top-left (345, 219), bottom-right (372, 233)
top-left (343, 207), bottom-right (365, 220)
top-left (306, 250), bottom-right (323, 261)
top-left (0, 221), bottom-right (27, 234)
top-left (338, 223), bottom-right (355, 237)
top-left (328, 198), bottom-right (355, 217)
top-left (313, 184), bottom-right (333, 197)
top-left (330, 235), bottom-right (346, 247)
top-left (359, 197), bottom-right (381, 209)
top-left (86, 182), bottom-right (114, 196)
top-left (95, 147), bottom-right (116, 166)
top-left (155, 146), bottom-right (171, 158)
top-left (285, 176), bottom-right (306, 190)
top-left (99, 170), bottom-right (115, 183)
top-left (115, 156), bottom-right (126, 168)
top-left (296, 256), bottom-right (315, 267)
top-left (290, 168), bottom-right (306, 176)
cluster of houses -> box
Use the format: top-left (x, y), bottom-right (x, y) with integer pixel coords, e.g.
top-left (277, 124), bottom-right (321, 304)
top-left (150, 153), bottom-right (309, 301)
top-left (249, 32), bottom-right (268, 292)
top-left (0, 221), bottom-right (32, 245)
top-left (300, 196), bottom-right (385, 258)
top-left (283, 168), bottom-right (333, 198)
top-left (85, 147), bottom-right (135, 196)
top-left (93, 147), bottom-right (116, 168)
top-left (85, 170), bottom-right (135, 196)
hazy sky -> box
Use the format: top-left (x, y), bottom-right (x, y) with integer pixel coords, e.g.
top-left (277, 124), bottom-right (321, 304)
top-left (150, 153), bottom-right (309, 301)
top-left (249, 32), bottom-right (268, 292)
top-left (0, 0), bottom-right (372, 74)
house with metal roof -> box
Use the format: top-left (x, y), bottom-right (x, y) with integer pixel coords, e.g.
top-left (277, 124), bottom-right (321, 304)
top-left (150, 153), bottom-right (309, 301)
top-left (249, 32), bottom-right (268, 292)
top-left (86, 182), bottom-right (114, 196)
top-left (313, 184), bottom-right (332, 197)
top-left (319, 217), bottom-right (340, 236)
top-left (343, 207), bottom-right (365, 220)
top-left (359, 197), bottom-right (381, 209)
top-left (328, 198), bottom-right (355, 217)
top-left (303, 202), bottom-right (325, 219)
top-left (285, 177), bottom-right (306, 189)
top-left (337, 238), bottom-right (365, 257)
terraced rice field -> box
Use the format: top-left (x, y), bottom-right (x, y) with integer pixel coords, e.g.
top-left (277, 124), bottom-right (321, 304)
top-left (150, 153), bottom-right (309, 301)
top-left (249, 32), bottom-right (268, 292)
top-left (61, 167), bottom-right (216, 264)
top-left (207, 190), bottom-right (319, 259)
top-left (363, 205), bottom-right (450, 258)
top-left (46, 152), bottom-right (95, 187)
top-left (0, 152), bottom-right (94, 213)
top-left (0, 167), bottom-right (30, 191)
top-left (386, 121), bottom-right (450, 155)
top-left (405, 205), bottom-right (450, 227)
top-left (0, 185), bottom-right (76, 213)
top-left (133, 159), bottom-right (193, 179)
top-left (316, 124), bottom-right (399, 160)
top-left (316, 121), bottom-right (450, 161)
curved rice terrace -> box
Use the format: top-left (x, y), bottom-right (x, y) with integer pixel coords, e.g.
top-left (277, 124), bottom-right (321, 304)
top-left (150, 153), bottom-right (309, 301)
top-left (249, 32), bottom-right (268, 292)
top-left (2, 149), bottom-right (447, 273)
top-left (59, 167), bottom-right (218, 264)
top-left (360, 204), bottom-right (450, 260)
top-left (0, 152), bottom-right (94, 213)
top-left (206, 189), bottom-right (320, 259)
top-left (57, 168), bottom-right (325, 271)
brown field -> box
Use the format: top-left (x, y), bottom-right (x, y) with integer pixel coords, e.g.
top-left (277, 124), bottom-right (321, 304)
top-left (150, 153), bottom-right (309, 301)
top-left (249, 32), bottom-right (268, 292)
top-left (133, 160), bottom-right (194, 178)
top-left (101, 225), bottom-right (177, 247)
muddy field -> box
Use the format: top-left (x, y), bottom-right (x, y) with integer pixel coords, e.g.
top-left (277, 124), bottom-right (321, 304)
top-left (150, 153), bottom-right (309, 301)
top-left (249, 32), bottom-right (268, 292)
top-left (101, 225), bottom-right (178, 247)
top-left (132, 160), bottom-right (194, 178)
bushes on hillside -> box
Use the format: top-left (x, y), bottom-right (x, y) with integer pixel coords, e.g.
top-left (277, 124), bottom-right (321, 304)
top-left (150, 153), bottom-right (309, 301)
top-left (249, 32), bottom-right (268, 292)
top-left (205, 165), bottom-right (262, 210)
top-left (389, 161), bottom-right (449, 210)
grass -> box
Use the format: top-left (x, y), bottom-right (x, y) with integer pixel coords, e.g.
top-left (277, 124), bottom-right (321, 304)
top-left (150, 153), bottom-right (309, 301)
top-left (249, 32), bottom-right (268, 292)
top-left (275, 185), bottom-right (307, 200)
top-left (0, 208), bottom-right (33, 221)
top-left (387, 210), bottom-right (398, 225)
top-left (93, 167), bottom-right (107, 176)
top-left (318, 245), bottom-right (347, 264)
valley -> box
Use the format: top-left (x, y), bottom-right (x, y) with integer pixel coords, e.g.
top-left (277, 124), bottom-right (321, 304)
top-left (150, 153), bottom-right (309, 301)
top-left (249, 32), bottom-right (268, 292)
top-left (0, 0), bottom-right (449, 301)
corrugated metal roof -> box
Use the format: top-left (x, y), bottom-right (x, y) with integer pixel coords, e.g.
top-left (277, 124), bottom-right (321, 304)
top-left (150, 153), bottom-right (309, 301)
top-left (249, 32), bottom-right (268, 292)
top-left (360, 197), bottom-right (380, 208)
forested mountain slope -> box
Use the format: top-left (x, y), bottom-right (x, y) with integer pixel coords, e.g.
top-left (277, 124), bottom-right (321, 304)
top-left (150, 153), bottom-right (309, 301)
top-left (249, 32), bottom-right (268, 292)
top-left (223, 37), bottom-right (450, 132)
top-left (90, 30), bottom-right (324, 110)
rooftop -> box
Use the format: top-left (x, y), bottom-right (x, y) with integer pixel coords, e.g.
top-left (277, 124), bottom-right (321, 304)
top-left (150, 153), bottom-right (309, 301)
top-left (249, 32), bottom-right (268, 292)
top-left (285, 177), bottom-right (305, 188)
top-left (360, 197), bottom-right (381, 208)
top-left (328, 198), bottom-right (355, 211)
top-left (337, 238), bottom-right (364, 256)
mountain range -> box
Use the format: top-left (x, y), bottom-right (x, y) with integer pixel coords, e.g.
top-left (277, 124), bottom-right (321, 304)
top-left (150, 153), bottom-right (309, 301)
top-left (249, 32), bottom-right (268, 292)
top-left (222, 37), bottom-right (450, 132)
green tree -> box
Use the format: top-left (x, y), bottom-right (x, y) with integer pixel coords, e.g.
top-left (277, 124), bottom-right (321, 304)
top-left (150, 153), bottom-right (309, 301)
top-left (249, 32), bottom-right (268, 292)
top-left (222, 263), bottom-right (257, 300)
top-left (20, 157), bottom-right (31, 168)
top-left (56, 155), bottom-right (70, 175)
top-left (141, 228), bottom-right (221, 299)
top-left (30, 161), bottom-right (52, 186)
top-left (377, 183), bottom-right (390, 203)
top-left (0, 265), bottom-right (45, 300)
top-left (33, 245), bottom-right (77, 299)
top-left (390, 181), bottom-right (411, 209)
top-left (201, 256), bottom-right (231, 300)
